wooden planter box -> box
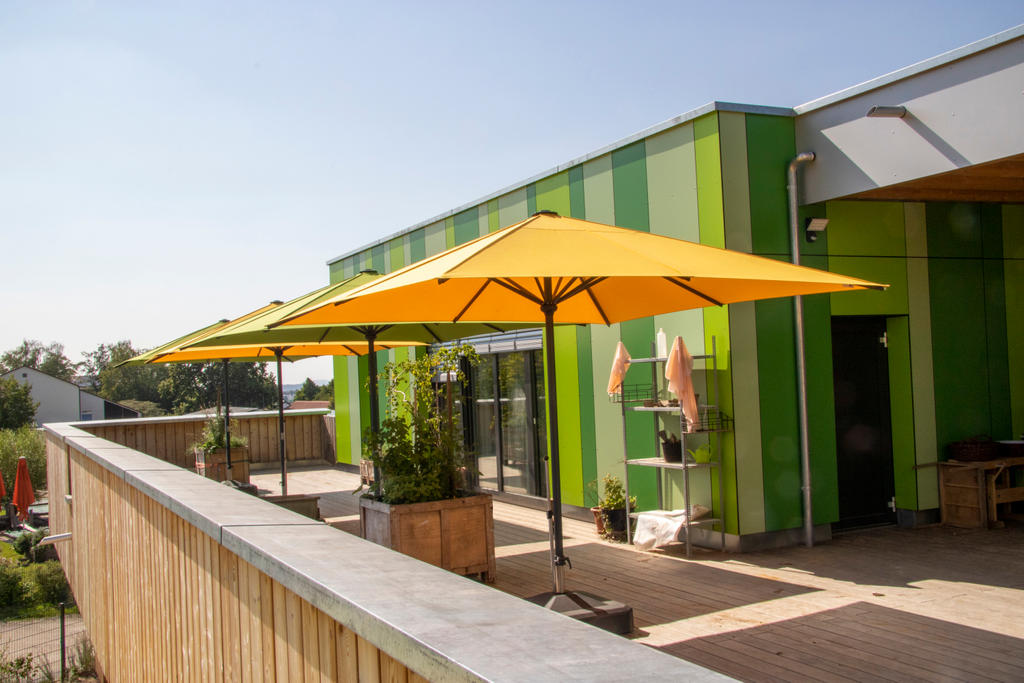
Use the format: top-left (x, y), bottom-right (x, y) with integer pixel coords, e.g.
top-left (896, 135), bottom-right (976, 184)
top-left (194, 447), bottom-right (250, 484)
top-left (359, 494), bottom-right (495, 583)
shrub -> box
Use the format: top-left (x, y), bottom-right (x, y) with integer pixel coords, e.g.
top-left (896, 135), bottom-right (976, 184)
top-left (0, 647), bottom-right (34, 682)
top-left (0, 427), bottom-right (46, 499)
top-left (0, 558), bottom-right (28, 607)
top-left (12, 528), bottom-right (55, 563)
top-left (0, 376), bottom-right (37, 429)
top-left (31, 561), bottom-right (70, 605)
top-left (69, 636), bottom-right (96, 679)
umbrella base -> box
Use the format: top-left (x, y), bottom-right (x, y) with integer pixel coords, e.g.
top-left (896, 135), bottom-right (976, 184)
top-left (525, 590), bottom-right (634, 634)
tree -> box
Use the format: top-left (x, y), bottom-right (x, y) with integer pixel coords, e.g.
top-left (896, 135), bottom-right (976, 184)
top-left (0, 376), bottom-right (37, 429)
top-left (0, 340), bottom-right (76, 382)
top-left (158, 362), bottom-right (277, 415)
top-left (82, 341), bottom-right (167, 405)
top-left (294, 378), bottom-right (320, 401)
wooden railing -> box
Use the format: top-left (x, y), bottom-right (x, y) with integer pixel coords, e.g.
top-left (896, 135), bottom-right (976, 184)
top-left (78, 409), bottom-right (335, 469)
top-left (44, 421), bottom-right (710, 682)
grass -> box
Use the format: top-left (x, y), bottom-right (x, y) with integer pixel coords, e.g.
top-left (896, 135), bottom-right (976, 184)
top-left (0, 537), bottom-right (18, 562)
top-left (0, 538), bottom-right (78, 621)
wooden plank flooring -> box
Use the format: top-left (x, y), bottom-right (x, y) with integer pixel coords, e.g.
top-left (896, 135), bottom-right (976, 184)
top-left (252, 466), bottom-right (1024, 682)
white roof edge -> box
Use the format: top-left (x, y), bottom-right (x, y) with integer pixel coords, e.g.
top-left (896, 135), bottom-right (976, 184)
top-left (326, 100), bottom-right (794, 266)
top-left (794, 23), bottom-right (1024, 114)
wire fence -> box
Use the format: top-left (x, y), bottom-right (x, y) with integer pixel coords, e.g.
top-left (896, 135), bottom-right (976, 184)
top-left (0, 605), bottom-right (87, 682)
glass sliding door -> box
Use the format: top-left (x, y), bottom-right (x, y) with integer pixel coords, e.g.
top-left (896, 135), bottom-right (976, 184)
top-left (470, 350), bottom-right (547, 498)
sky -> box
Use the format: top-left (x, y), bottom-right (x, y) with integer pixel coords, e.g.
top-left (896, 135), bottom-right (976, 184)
top-left (1, 1), bottom-right (1021, 385)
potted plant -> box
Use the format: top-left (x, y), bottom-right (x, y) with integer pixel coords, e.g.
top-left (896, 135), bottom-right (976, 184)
top-left (191, 414), bottom-right (250, 483)
top-left (658, 430), bottom-right (682, 462)
top-left (359, 345), bottom-right (496, 582)
top-left (598, 474), bottom-right (636, 540)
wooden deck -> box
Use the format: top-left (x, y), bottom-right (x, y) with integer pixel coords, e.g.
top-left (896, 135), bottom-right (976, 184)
top-left (252, 466), bottom-right (1024, 682)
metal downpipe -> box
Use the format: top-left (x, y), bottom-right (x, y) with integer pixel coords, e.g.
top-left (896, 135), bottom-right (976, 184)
top-left (787, 151), bottom-right (815, 548)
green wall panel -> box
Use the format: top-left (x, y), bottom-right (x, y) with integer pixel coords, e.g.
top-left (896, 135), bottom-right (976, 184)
top-left (719, 112), bottom-right (752, 253)
top-left (727, 301), bottom-right (765, 534)
top-left (927, 203), bottom-right (1006, 451)
top-left (827, 201), bottom-right (907, 257)
top-left (424, 221), bottom-right (446, 256)
top-left (487, 199), bottom-right (500, 233)
top-left (409, 228), bottom-right (426, 264)
top-left (904, 203), bottom-right (938, 509)
top-left (646, 124), bottom-right (698, 241)
top-left (1004, 205), bottom-right (1024, 438)
top-left (553, 326), bottom-right (584, 506)
top-left (445, 216), bottom-right (455, 249)
top-left (535, 172), bottom-right (571, 216)
top-left (612, 139), bottom-right (657, 509)
top-left (329, 261), bottom-right (346, 285)
top-left (526, 184), bottom-right (537, 216)
top-left (828, 257), bottom-right (908, 315)
top-left (887, 316), bottom-right (918, 510)
top-left (389, 238), bottom-right (405, 272)
top-left (347, 356), bottom-right (361, 464)
top-left (694, 114), bottom-right (724, 248)
top-left (568, 166), bottom-right (585, 220)
top-left (333, 356), bottom-right (350, 463)
top-left (454, 208), bottom-right (480, 246)
top-left (982, 204), bottom-right (1011, 439)
top-left (745, 115), bottom-right (795, 256)
top-left (801, 282), bottom-right (840, 526)
top-left (370, 244), bottom-right (388, 273)
top-left (755, 296), bottom-right (802, 531)
top-left (357, 354), bottom-right (371, 439)
top-left (498, 189), bottom-right (528, 228)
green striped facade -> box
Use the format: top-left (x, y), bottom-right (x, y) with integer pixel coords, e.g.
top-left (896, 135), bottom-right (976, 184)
top-left (327, 108), bottom-right (1022, 539)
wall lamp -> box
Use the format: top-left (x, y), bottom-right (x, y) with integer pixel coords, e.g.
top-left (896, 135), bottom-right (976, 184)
top-left (805, 217), bottom-right (829, 242)
top-left (866, 105), bottom-right (907, 118)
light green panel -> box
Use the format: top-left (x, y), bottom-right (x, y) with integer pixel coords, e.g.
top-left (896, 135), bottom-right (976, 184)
top-left (497, 189), bottom-right (528, 228)
top-left (646, 124), bottom-right (698, 241)
top-left (333, 356), bottom-right (350, 463)
top-left (535, 172), bottom-right (571, 215)
top-left (347, 356), bottom-right (361, 464)
top-left (904, 203), bottom-right (938, 507)
top-left (477, 205), bottom-right (488, 238)
top-left (389, 238), bottom-right (404, 271)
top-left (718, 112), bottom-right (753, 253)
top-left (403, 235), bottom-right (412, 268)
top-left (827, 201), bottom-right (907, 257)
top-left (424, 221), bottom-right (446, 256)
top-left (829, 257), bottom-right (908, 315)
top-left (703, 305), bottom-right (735, 533)
top-left (486, 199), bottom-right (500, 232)
top-left (445, 216), bottom-right (455, 249)
top-left (358, 251), bottom-right (371, 272)
top-left (728, 301), bottom-right (766, 534)
top-left (1004, 205), bottom-right (1024, 438)
top-left (329, 262), bottom-right (346, 285)
top-left (554, 325), bottom-right (584, 506)
top-left (887, 316), bottom-right (918, 510)
top-left (582, 155), bottom-right (614, 222)
top-left (693, 113), bottom-right (725, 248)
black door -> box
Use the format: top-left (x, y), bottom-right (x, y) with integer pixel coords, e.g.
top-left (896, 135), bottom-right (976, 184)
top-left (831, 316), bottom-right (896, 530)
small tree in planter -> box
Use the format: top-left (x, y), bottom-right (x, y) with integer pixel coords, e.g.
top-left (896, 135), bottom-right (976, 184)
top-left (191, 414), bottom-right (250, 483)
top-left (599, 474), bottom-right (636, 541)
top-left (360, 345), bottom-right (496, 581)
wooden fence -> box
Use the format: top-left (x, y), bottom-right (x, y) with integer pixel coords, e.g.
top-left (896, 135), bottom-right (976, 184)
top-left (78, 409), bottom-right (335, 470)
top-left (43, 422), bottom-right (704, 682)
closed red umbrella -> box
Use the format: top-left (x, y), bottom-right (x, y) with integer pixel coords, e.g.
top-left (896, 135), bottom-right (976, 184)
top-left (12, 456), bottom-right (35, 522)
top-left (0, 469), bottom-right (6, 499)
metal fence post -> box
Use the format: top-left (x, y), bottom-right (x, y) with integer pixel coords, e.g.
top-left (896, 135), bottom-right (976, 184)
top-left (60, 601), bottom-right (67, 682)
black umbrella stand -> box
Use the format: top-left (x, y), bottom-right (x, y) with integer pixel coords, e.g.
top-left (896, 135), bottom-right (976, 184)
top-left (274, 348), bottom-right (288, 496)
top-left (522, 284), bottom-right (633, 635)
top-left (222, 359), bottom-right (232, 477)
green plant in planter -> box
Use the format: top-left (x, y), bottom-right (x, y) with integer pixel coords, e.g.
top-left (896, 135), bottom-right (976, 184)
top-left (598, 474), bottom-right (636, 539)
top-left (364, 344), bottom-right (480, 505)
top-left (192, 414), bottom-right (248, 452)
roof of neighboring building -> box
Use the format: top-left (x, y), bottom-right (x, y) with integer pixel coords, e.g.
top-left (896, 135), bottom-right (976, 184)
top-left (3, 366), bottom-right (82, 391)
top-left (288, 400), bottom-right (330, 410)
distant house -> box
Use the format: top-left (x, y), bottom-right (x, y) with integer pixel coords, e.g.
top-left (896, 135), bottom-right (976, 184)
top-left (1, 366), bottom-right (140, 425)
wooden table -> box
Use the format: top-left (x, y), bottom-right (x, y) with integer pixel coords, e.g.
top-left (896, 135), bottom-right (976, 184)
top-left (939, 454), bottom-right (1024, 528)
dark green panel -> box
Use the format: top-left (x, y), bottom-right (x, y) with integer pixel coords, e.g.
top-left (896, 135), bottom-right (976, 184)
top-left (982, 205), bottom-right (1011, 438)
top-left (746, 115), bottom-right (796, 256)
top-left (926, 203), bottom-right (983, 258)
top-left (756, 297), bottom-right (802, 531)
top-left (409, 228), bottom-right (426, 264)
top-left (612, 141), bottom-right (650, 232)
top-left (801, 255), bottom-right (839, 525)
top-left (357, 355), bottom-right (370, 439)
top-left (329, 261), bottom-right (346, 285)
top-left (370, 244), bottom-right (387, 272)
top-left (453, 208), bottom-right (479, 245)
top-left (527, 184), bottom-right (537, 216)
top-left (927, 204), bottom-right (992, 451)
top-left (569, 165), bottom-right (585, 219)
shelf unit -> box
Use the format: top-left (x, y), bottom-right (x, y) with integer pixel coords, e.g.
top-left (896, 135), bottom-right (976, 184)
top-left (615, 336), bottom-right (729, 558)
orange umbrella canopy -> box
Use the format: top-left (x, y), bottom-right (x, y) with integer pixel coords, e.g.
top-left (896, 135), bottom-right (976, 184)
top-left (13, 456), bottom-right (35, 522)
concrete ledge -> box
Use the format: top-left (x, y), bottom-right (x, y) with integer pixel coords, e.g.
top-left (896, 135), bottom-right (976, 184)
top-left (67, 407), bottom-right (331, 429)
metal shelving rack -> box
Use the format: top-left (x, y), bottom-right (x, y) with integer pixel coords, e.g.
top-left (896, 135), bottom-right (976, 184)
top-left (615, 336), bottom-right (729, 558)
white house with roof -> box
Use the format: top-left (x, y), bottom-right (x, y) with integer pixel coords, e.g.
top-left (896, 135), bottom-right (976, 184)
top-left (2, 366), bottom-right (140, 425)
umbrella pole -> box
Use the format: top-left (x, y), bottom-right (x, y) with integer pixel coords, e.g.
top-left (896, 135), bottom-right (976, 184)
top-left (222, 359), bottom-right (232, 477)
top-left (276, 349), bottom-right (287, 496)
top-left (541, 304), bottom-right (568, 594)
top-left (366, 333), bottom-right (381, 486)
